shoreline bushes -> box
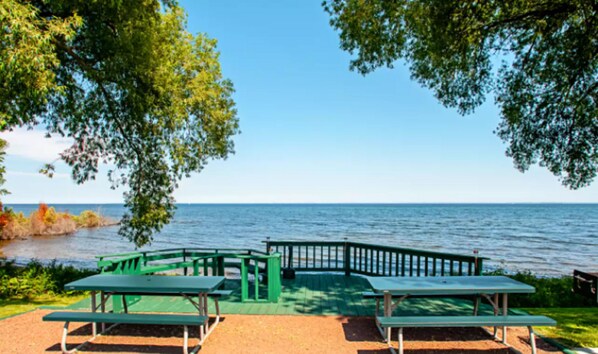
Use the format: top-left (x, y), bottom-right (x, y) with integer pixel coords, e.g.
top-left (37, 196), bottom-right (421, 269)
top-left (0, 260), bottom-right (97, 299)
top-left (485, 269), bottom-right (595, 308)
top-left (0, 203), bottom-right (116, 240)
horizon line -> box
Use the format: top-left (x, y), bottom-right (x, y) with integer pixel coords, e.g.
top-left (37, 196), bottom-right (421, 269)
top-left (4, 202), bottom-right (598, 205)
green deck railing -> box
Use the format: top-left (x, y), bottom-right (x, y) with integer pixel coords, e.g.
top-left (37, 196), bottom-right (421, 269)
top-left (95, 241), bottom-right (486, 307)
top-left (265, 240), bottom-right (485, 276)
top-left (96, 248), bottom-right (282, 303)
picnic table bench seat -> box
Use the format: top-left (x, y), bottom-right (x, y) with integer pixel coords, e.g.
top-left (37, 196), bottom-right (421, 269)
top-left (377, 315), bottom-right (556, 354)
top-left (43, 311), bottom-right (207, 326)
top-left (43, 287), bottom-right (232, 354)
top-left (43, 311), bottom-right (208, 354)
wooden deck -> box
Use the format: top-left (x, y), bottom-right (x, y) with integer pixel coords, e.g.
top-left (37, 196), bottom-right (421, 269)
top-left (64, 274), bottom-right (497, 316)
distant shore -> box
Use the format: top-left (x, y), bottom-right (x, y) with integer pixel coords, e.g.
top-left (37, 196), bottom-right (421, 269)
top-left (0, 203), bottom-right (117, 241)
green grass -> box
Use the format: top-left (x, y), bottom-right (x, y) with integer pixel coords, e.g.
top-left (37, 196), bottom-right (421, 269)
top-left (522, 307), bottom-right (598, 348)
top-left (0, 293), bottom-right (88, 319)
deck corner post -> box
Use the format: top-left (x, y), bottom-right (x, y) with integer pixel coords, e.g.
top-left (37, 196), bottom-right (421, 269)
top-left (265, 237), bottom-right (271, 254)
top-left (475, 258), bottom-right (483, 276)
top-left (344, 238), bottom-right (351, 276)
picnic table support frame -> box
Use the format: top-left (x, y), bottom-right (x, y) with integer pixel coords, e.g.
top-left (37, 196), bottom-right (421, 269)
top-left (502, 294), bottom-right (508, 344)
top-left (90, 291), bottom-right (97, 337)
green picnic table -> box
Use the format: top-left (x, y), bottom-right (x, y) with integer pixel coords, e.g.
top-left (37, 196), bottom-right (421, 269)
top-left (44, 274), bottom-right (225, 354)
top-left (367, 275), bottom-right (553, 354)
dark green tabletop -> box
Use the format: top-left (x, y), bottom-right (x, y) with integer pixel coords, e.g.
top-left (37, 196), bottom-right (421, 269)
top-left (64, 274), bottom-right (225, 294)
top-left (367, 276), bottom-right (535, 296)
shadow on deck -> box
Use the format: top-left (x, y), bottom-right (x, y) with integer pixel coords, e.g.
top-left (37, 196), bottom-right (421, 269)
top-left (64, 274), bottom-right (498, 316)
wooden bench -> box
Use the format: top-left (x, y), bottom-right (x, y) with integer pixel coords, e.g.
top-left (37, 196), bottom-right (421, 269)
top-left (376, 315), bottom-right (556, 354)
top-left (43, 311), bottom-right (207, 354)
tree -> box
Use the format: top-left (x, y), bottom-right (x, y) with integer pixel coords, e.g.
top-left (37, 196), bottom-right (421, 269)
top-left (323, 0), bottom-right (597, 189)
top-left (0, 0), bottom-right (239, 246)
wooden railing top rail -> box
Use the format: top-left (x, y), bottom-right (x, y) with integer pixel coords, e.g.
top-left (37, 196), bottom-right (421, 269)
top-left (265, 240), bottom-right (487, 261)
top-left (97, 247), bottom-right (268, 261)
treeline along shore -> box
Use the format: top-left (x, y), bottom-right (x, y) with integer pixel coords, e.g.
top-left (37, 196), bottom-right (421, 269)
top-left (0, 203), bottom-right (117, 240)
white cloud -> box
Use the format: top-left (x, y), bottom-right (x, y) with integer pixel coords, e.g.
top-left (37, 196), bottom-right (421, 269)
top-left (0, 128), bottom-right (72, 162)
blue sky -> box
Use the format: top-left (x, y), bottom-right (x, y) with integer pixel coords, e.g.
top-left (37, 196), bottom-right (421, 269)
top-left (2, 0), bottom-right (597, 203)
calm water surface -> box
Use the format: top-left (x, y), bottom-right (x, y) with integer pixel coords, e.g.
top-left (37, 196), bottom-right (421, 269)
top-left (1, 204), bottom-right (596, 276)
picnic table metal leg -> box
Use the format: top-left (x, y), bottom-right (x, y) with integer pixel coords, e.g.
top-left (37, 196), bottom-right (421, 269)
top-left (502, 293), bottom-right (508, 345)
top-left (493, 293), bottom-right (499, 339)
top-left (397, 327), bottom-right (404, 354)
top-left (197, 292), bottom-right (205, 343)
top-left (183, 325), bottom-right (189, 354)
top-left (528, 326), bottom-right (537, 354)
top-left (60, 321), bottom-right (77, 354)
top-left (100, 291), bottom-right (106, 332)
top-left (122, 295), bottom-right (128, 313)
top-left (472, 295), bottom-right (480, 316)
top-left (90, 291), bottom-right (97, 338)
top-left (384, 291), bottom-right (391, 344)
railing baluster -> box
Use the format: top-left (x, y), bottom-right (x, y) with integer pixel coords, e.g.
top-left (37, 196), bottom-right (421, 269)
top-left (261, 241), bottom-right (484, 277)
top-left (441, 259), bottom-right (446, 276)
top-left (382, 251), bottom-right (386, 275)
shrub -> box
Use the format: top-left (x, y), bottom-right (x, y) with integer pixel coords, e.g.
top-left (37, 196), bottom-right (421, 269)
top-left (0, 203), bottom-right (112, 238)
top-left (46, 215), bottom-right (77, 235)
top-left (74, 210), bottom-right (103, 228)
top-left (0, 260), bottom-right (97, 299)
top-left (29, 204), bottom-right (47, 235)
top-left (43, 206), bottom-right (58, 225)
top-left (485, 269), bottom-right (595, 308)
top-left (1, 212), bottom-right (29, 239)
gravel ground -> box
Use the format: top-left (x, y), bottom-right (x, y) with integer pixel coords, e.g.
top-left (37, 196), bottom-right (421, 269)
top-left (0, 309), bottom-right (561, 353)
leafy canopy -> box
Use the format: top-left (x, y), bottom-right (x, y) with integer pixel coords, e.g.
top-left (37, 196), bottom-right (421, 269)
top-left (0, 0), bottom-right (239, 246)
top-left (323, 0), bottom-right (597, 189)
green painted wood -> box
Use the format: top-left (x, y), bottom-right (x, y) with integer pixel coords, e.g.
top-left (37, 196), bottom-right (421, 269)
top-left (368, 275), bottom-right (535, 296)
top-left (43, 311), bottom-right (208, 325)
top-left (376, 315), bottom-right (556, 328)
top-left (63, 274), bottom-right (501, 317)
top-left (65, 274), bottom-right (225, 293)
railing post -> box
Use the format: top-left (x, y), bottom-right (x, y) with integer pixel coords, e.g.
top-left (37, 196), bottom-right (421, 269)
top-left (267, 254), bottom-right (281, 302)
top-left (288, 245), bottom-right (294, 269)
top-left (183, 248), bottom-right (187, 276)
top-left (344, 238), bottom-right (351, 276)
top-left (241, 258), bottom-right (249, 302)
top-left (474, 249), bottom-right (483, 275)
top-left (217, 255), bottom-right (225, 276)
top-left (265, 237), bottom-right (271, 254)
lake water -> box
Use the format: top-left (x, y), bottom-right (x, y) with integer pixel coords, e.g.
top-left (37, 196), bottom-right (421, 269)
top-left (0, 204), bottom-right (596, 276)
